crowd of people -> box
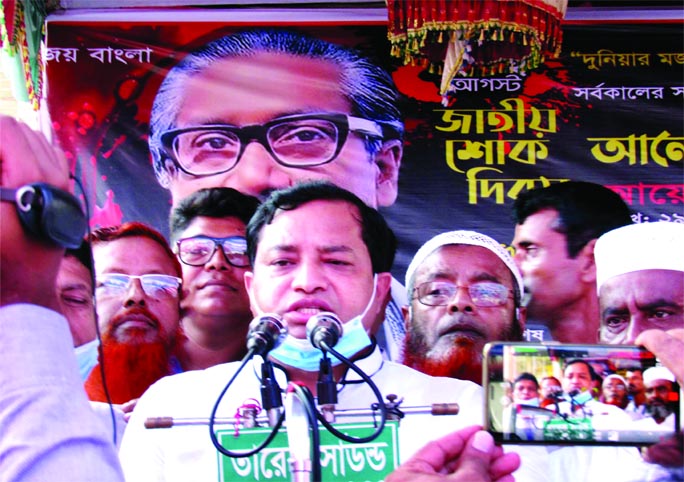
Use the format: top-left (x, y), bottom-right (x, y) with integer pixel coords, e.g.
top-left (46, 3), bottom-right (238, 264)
top-left (1, 28), bottom-right (682, 482)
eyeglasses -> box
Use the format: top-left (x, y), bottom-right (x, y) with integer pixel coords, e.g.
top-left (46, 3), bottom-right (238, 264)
top-left (96, 273), bottom-right (181, 299)
top-left (176, 235), bottom-right (249, 267)
top-left (160, 113), bottom-right (384, 177)
top-left (413, 281), bottom-right (512, 307)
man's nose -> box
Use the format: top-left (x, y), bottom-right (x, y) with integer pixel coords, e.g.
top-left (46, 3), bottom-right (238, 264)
top-left (624, 313), bottom-right (648, 344)
top-left (228, 142), bottom-right (293, 198)
top-left (291, 261), bottom-right (327, 293)
top-left (124, 278), bottom-right (147, 307)
top-left (446, 285), bottom-right (475, 313)
top-left (205, 245), bottom-right (231, 271)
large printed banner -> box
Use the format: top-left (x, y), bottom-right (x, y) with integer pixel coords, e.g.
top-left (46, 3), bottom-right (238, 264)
top-left (45, 19), bottom-right (683, 279)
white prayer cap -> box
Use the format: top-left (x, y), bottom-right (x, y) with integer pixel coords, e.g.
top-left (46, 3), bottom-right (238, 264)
top-left (602, 373), bottom-right (627, 388)
top-left (405, 230), bottom-right (524, 299)
top-left (595, 222), bottom-right (684, 292)
top-left (643, 366), bottom-right (675, 385)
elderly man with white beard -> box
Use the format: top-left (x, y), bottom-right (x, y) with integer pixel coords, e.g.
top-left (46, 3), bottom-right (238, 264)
top-left (402, 230), bottom-right (526, 385)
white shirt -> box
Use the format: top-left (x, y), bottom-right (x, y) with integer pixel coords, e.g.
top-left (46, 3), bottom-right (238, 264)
top-left (120, 346), bottom-right (483, 482)
top-left (0, 304), bottom-right (124, 482)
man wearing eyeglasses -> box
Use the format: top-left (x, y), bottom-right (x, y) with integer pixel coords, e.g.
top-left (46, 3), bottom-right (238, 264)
top-left (149, 29), bottom-right (403, 210)
top-left (85, 222), bottom-right (182, 404)
top-left (149, 29), bottom-right (407, 362)
top-left (402, 230), bottom-right (526, 385)
top-left (168, 187), bottom-right (260, 371)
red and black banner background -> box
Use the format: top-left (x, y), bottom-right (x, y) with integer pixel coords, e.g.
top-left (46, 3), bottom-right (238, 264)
top-left (45, 19), bottom-right (683, 280)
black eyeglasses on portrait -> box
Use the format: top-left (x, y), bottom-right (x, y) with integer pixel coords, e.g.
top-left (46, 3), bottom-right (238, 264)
top-left (160, 113), bottom-right (385, 177)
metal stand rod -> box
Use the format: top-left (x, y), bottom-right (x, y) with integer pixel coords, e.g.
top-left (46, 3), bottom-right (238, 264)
top-left (144, 402), bottom-right (459, 429)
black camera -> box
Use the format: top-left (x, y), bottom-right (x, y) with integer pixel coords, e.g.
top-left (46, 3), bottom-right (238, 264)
top-left (0, 183), bottom-right (87, 249)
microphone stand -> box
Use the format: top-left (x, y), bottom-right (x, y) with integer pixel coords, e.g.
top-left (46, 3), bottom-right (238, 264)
top-left (313, 341), bottom-right (388, 444)
top-left (145, 402), bottom-right (460, 428)
top-left (208, 348), bottom-right (285, 458)
top-left (286, 382), bottom-right (322, 482)
top-left (208, 314), bottom-right (287, 458)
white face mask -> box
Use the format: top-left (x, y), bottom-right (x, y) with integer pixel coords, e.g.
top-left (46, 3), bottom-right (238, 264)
top-left (74, 338), bottom-right (100, 381)
top-left (263, 275), bottom-right (378, 372)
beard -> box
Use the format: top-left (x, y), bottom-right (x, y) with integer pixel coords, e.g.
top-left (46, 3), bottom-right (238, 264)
top-left (403, 313), bottom-right (521, 386)
top-left (403, 330), bottom-right (484, 384)
top-left (645, 402), bottom-right (674, 423)
top-left (603, 395), bottom-right (628, 409)
top-left (84, 308), bottom-right (173, 404)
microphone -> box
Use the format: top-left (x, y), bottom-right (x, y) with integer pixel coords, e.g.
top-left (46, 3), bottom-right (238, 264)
top-left (306, 312), bottom-right (343, 351)
top-left (246, 314), bottom-right (287, 357)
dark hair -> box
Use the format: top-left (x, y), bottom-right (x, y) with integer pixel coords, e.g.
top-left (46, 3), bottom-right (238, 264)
top-left (512, 181), bottom-right (632, 258)
top-left (246, 181), bottom-right (396, 273)
top-left (514, 372), bottom-right (540, 389)
top-left (65, 239), bottom-right (93, 277)
top-left (564, 359), bottom-right (597, 379)
top-left (541, 376), bottom-right (561, 385)
top-left (150, 29), bottom-right (404, 187)
top-left (90, 221), bottom-right (181, 277)
top-left (169, 187), bottom-right (260, 244)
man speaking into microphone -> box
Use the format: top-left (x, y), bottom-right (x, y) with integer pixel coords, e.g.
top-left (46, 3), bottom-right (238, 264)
top-left (120, 182), bottom-right (490, 482)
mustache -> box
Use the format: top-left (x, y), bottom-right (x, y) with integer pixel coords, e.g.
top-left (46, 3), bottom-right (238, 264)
top-left (436, 313), bottom-right (485, 339)
top-left (105, 306), bottom-right (164, 339)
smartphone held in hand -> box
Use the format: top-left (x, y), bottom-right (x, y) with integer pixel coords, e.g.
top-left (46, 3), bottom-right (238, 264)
top-left (483, 342), bottom-right (681, 446)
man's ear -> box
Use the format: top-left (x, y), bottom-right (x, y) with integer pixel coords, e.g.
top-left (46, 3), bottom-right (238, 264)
top-left (155, 156), bottom-right (177, 189)
top-left (401, 304), bottom-right (411, 331)
top-left (375, 271), bottom-right (393, 310)
top-left (374, 139), bottom-right (403, 207)
top-left (516, 306), bottom-right (527, 333)
top-left (243, 271), bottom-right (258, 316)
top-left (578, 238), bottom-right (598, 284)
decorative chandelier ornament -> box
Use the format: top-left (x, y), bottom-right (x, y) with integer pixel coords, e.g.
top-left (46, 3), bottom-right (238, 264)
top-left (387, 0), bottom-right (568, 103)
top-left (1, 0), bottom-right (60, 110)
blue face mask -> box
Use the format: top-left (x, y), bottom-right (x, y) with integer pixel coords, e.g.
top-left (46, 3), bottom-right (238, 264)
top-left (74, 338), bottom-right (100, 381)
top-left (266, 275), bottom-right (378, 372)
top-left (269, 316), bottom-right (371, 372)
top-left (514, 397), bottom-right (540, 407)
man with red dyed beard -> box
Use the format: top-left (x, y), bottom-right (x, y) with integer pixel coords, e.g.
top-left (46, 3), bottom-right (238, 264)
top-left (601, 374), bottom-right (629, 410)
top-left (85, 222), bottom-right (182, 404)
top-left (402, 230), bottom-right (525, 385)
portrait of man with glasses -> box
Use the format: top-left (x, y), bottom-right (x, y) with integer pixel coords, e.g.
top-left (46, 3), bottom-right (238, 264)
top-left (149, 29), bottom-right (404, 210)
top-left (401, 230), bottom-right (526, 385)
top-left (84, 222), bottom-right (183, 405)
top-left (168, 187), bottom-right (260, 372)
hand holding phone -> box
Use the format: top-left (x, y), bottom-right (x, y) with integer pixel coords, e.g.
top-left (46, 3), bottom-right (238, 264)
top-left (483, 342), bottom-right (681, 446)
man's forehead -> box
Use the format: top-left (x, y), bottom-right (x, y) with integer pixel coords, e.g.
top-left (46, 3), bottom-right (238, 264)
top-left (602, 269), bottom-right (684, 290)
top-left (565, 363), bottom-right (589, 374)
top-left (416, 245), bottom-right (512, 282)
top-left (178, 52), bottom-right (351, 126)
top-left (180, 215), bottom-right (246, 237)
top-left (600, 269), bottom-right (684, 304)
top-left (648, 379), bottom-right (672, 388)
top-left (257, 199), bottom-right (364, 247)
top-left (93, 237), bottom-right (175, 272)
